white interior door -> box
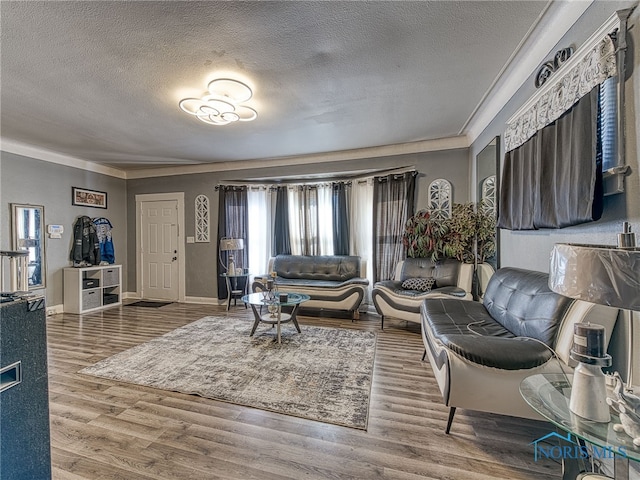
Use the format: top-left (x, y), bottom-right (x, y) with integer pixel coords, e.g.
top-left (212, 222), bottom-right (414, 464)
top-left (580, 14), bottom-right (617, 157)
top-left (140, 200), bottom-right (179, 301)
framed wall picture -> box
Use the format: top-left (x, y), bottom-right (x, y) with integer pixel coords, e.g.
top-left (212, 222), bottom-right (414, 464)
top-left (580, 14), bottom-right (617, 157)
top-left (72, 187), bottom-right (107, 209)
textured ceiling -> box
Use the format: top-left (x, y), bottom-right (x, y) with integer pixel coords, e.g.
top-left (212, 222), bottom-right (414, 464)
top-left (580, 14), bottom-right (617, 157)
top-left (1, 1), bottom-right (555, 173)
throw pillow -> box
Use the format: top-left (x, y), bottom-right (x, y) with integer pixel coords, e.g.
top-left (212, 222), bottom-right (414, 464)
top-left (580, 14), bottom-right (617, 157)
top-left (401, 277), bottom-right (436, 292)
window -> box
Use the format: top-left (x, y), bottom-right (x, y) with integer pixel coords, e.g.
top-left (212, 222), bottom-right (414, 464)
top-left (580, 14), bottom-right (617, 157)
top-left (287, 185), bottom-right (334, 256)
top-left (503, 11), bottom-right (632, 200)
top-left (598, 76), bottom-right (617, 172)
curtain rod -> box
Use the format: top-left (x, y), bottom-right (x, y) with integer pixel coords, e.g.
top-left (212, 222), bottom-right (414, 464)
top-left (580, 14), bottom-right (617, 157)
top-left (215, 166), bottom-right (416, 191)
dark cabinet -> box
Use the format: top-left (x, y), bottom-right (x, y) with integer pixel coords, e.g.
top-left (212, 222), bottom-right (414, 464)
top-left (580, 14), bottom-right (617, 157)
top-left (0, 298), bottom-right (52, 479)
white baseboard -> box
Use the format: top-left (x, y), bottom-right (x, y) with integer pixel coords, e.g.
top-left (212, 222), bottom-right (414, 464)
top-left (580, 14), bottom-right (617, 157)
top-left (112, 292), bottom-right (225, 306)
top-left (185, 296), bottom-right (224, 305)
top-left (46, 294), bottom-right (224, 316)
top-left (45, 304), bottom-right (64, 316)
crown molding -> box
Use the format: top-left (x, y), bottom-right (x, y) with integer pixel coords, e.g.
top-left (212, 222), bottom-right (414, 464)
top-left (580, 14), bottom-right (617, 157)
top-left (0, 138), bottom-right (127, 179)
top-left (2, 135), bottom-right (468, 180)
top-left (463, 0), bottom-right (595, 145)
top-left (124, 135), bottom-right (470, 179)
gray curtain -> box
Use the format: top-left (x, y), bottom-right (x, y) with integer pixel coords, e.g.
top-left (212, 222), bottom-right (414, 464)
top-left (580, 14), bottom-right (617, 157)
top-left (217, 186), bottom-right (248, 299)
top-left (498, 87), bottom-right (603, 230)
top-left (293, 185), bottom-right (320, 256)
top-left (273, 186), bottom-right (291, 255)
top-left (373, 172), bottom-right (416, 282)
top-left (332, 182), bottom-right (350, 255)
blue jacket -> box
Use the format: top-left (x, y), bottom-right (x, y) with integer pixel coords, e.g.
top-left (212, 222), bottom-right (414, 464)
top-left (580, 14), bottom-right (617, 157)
top-left (93, 217), bottom-right (115, 264)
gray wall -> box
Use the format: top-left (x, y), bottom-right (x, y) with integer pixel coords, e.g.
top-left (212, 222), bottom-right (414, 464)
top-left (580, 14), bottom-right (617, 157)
top-left (471, 1), bottom-right (640, 273)
top-left (0, 151), bottom-right (128, 307)
top-left (0, 141), bottom-right (467, 306)
top-left (126, 148), bottom-right (470, 299)
top-left (470, 2), bottom-right (640, 381)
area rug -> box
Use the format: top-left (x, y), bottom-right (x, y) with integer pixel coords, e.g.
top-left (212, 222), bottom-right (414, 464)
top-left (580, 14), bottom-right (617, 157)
top-left (125, 300), bottom-right (173, 308)
top-left (79, 316), bottom-right (377, 429)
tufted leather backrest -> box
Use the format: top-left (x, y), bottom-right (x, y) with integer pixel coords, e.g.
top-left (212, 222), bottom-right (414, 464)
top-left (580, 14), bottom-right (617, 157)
top-left (400, 257), bottom-right (461, 287)
top-left (483, 267), bottom-right (574, 347)
top-left (272, 255), bottom-right (361, 281)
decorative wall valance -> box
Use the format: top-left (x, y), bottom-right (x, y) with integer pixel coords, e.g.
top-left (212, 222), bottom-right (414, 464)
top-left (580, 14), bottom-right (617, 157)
top-left (504, 35), bottom-right (617, 153)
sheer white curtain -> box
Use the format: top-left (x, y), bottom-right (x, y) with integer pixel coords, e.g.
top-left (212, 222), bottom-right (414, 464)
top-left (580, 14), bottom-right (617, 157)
top-left (317, 184), bottom-right (334, 255)
top-left (350, 178), bottom-right (374, 302)
top-left (287, 186), bottom-right (307, 255)
top-left (247, 186), bottom-right (274, 276)
top-left (287, 184), bottom-right (334, 255)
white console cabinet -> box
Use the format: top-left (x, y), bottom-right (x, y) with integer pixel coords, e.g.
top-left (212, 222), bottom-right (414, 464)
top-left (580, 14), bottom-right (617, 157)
top-left (63, 265), bottom-right (122, 314)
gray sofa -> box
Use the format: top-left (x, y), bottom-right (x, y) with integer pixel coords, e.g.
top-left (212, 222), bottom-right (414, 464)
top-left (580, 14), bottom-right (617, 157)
top-left (267, 255), bottom-right (369, 319)
top-left (421, 267), bottom-right (619, 433)
top-left (372, 258), bottom-right (474, 328)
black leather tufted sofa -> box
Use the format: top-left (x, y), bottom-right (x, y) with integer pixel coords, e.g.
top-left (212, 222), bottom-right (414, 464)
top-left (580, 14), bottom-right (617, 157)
top-left (421, 267), bottom-right (619, 433)
top-left (267, 255), bottom-right (369, 319)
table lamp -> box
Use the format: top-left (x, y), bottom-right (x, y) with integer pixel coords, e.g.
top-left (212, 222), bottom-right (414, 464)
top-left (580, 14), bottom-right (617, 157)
top-left (549, 227), bottom-right (640, 423)
top-left (219, 238), bottom-right (244, 274)
top-left (567, 323), bottom-right (612, 422)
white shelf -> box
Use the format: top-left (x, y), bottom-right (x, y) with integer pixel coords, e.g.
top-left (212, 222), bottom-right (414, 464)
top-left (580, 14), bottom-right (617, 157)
top-left (63, 265), bottom-right (122, 314)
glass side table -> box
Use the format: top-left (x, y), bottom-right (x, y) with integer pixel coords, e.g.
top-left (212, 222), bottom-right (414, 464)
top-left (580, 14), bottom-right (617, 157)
top-left (521, 373), bottom-right (640, 480)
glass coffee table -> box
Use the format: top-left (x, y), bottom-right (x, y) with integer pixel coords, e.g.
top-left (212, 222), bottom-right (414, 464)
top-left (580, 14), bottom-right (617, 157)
top-left (241, 292), bottom-right (310, 343)
top-left (521, 373), bottom-right (640, 479)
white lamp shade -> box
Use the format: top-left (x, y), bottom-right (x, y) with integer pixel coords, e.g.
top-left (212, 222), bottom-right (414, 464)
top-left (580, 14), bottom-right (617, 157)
top-left (220, 238), bottom-right (244, 251)
top-left (549, 243), bottom-right (640, 311)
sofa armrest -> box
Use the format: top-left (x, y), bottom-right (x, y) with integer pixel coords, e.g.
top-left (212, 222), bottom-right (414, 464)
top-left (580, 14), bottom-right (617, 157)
top-left (457, 263), bottom-right (474, 295)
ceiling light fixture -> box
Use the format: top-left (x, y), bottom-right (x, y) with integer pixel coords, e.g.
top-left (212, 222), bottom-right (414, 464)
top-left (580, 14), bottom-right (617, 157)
top-left (179, 78), bottom-right (257, 126)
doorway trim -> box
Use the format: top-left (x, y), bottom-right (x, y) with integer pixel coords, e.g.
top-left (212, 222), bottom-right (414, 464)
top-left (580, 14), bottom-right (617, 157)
top-left (135, 192), bottom-right (185, 302)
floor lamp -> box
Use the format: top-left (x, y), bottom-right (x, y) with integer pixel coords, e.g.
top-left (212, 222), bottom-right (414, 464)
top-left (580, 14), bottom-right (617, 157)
top-left (219, 238), bottom-right (244, 274)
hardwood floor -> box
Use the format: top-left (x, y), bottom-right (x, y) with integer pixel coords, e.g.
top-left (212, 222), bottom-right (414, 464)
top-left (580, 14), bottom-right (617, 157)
top-left (46, 303), bottom-right (562, 479)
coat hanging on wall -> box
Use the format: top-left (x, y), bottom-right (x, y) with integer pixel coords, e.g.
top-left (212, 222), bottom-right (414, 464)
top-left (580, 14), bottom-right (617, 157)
top-left (70, 216), bottom-right (101, 266)
top-left (93, 217), bottom-right (115, 264)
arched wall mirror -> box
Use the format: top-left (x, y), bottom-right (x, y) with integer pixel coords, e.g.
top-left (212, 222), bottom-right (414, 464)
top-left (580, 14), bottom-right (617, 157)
top-left (11, 203), bottom-right (46, 289)
top-left (476, 137), bottom-right (500, 269)
top-left (428, 178), bottom-right (452, 220)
